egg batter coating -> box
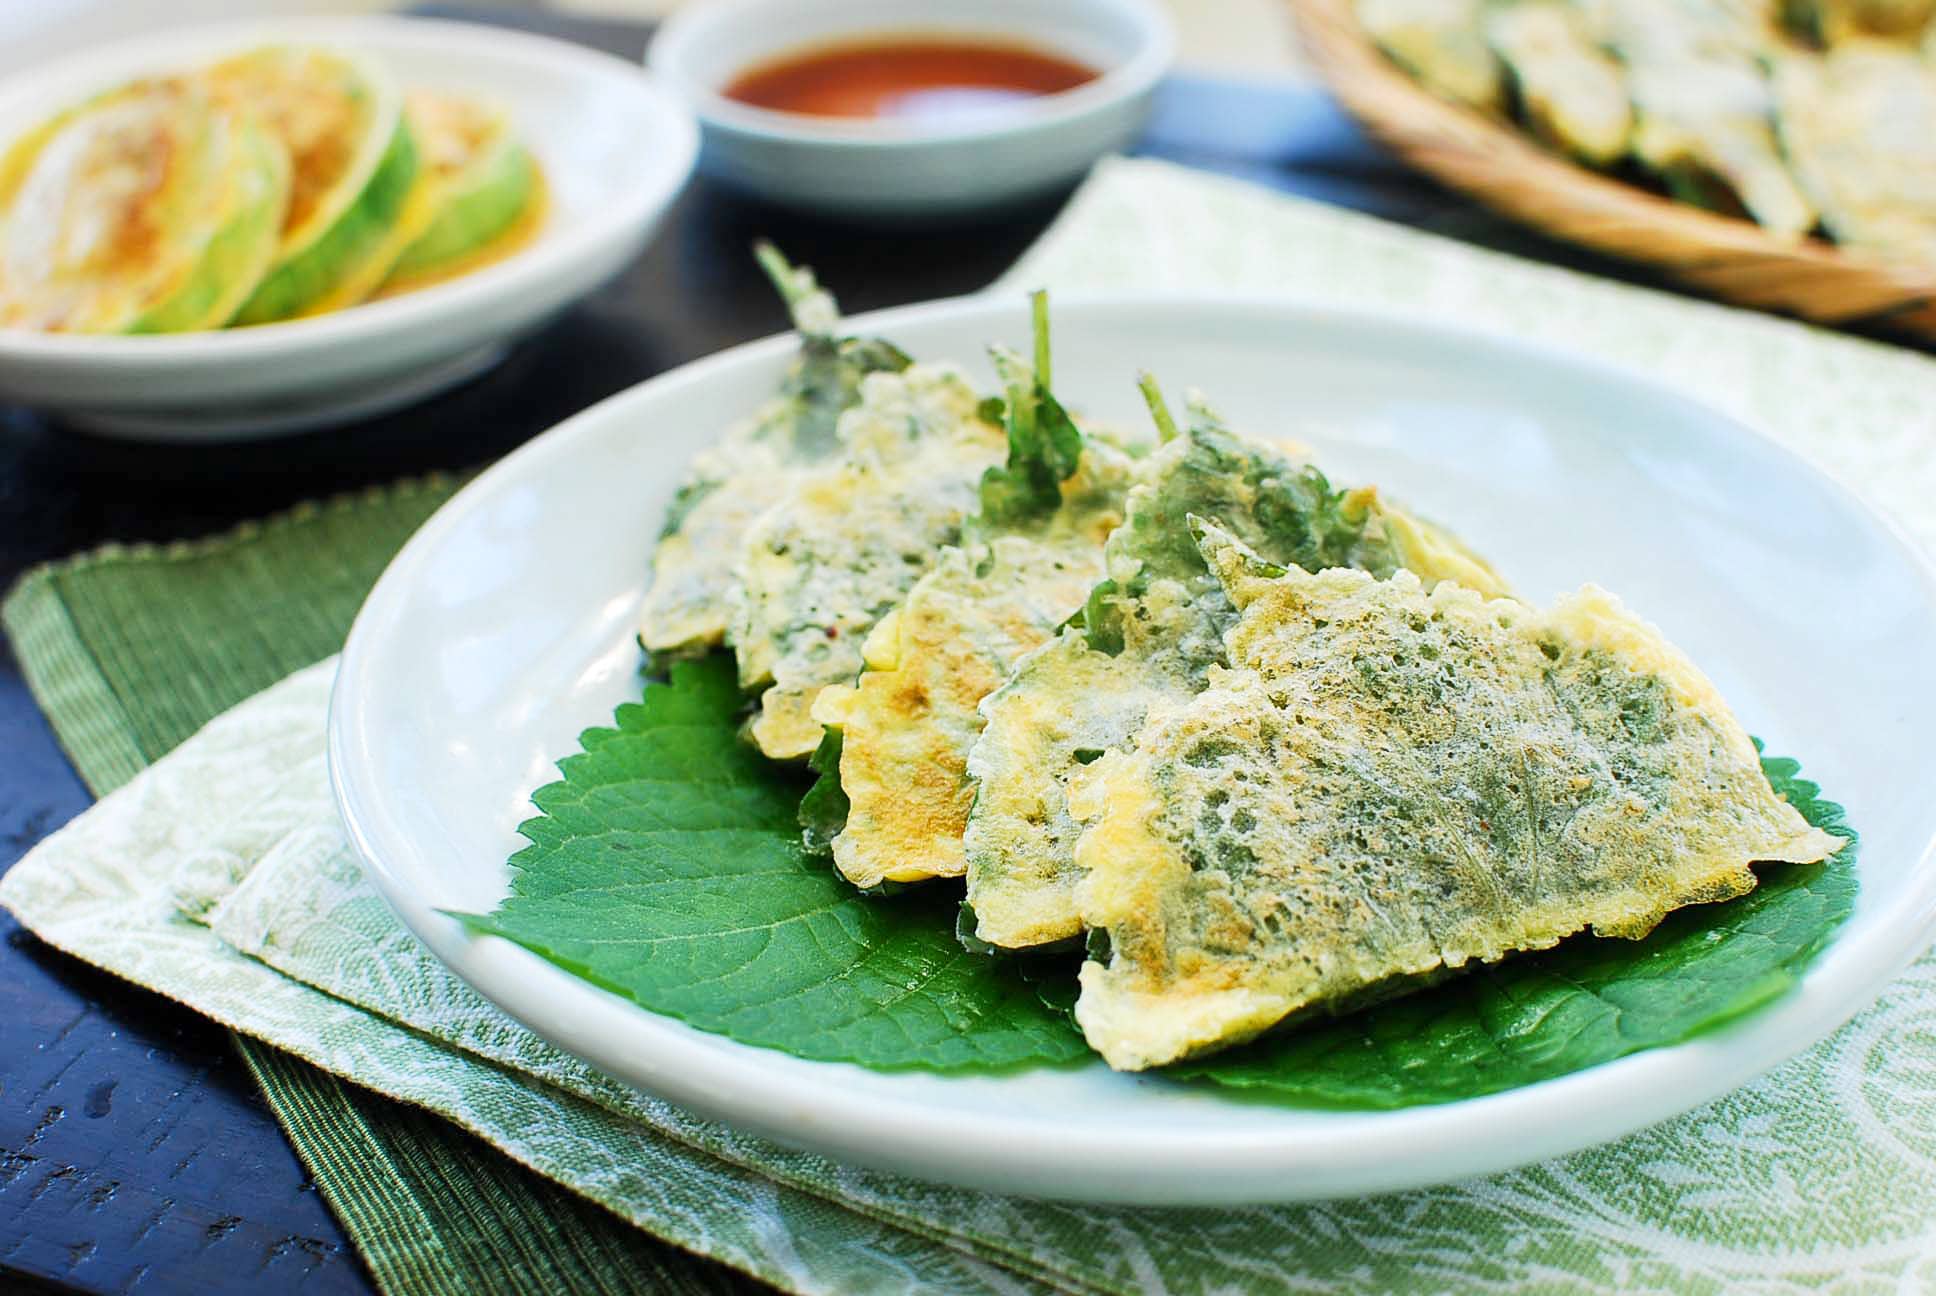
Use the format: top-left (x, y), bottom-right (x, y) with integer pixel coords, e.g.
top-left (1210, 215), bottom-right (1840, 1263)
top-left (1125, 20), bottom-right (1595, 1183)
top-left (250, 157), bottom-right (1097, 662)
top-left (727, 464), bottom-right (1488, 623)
top-left (639, 246), bottom-right (911, 658)
top-left (811, 305), bottom-right (1139, 887)
top-left (962, 393), bottom-right (1507, 949)
top-left (1068, 524), bottom-right (1842, 1071)
top-left (730, 362), bottom-right (1006, 759)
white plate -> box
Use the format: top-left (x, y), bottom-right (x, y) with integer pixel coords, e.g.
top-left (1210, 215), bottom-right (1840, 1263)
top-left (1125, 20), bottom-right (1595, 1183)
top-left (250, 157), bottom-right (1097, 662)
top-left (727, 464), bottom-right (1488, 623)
top-left (330, 295), bottom-right (1936, 1205)
top-left (0, 16), bottom-right (696, 440)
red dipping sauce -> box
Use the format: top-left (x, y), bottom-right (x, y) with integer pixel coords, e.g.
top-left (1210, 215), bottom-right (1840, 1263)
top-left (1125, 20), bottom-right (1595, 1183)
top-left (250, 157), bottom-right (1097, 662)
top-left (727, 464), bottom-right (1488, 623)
top-left (721, 35), bottom-right (1100, 123)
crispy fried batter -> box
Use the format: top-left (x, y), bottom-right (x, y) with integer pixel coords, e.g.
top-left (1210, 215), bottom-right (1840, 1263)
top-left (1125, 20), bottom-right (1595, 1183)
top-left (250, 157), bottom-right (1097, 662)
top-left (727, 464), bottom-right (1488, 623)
top-left (1071, 524), bottom-right (1839, 1071)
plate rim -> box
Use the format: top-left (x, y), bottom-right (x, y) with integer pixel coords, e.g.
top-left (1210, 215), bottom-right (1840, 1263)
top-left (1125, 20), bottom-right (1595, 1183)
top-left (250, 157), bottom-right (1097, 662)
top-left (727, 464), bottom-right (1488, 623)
top-left (328, 290), bottom-right (1936, 1204)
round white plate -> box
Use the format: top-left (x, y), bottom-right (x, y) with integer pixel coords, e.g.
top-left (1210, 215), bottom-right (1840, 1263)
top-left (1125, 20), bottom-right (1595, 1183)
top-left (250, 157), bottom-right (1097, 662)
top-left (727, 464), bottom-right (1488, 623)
top-left (0, 16), bottom-right (696, 440)
top-left (330, 295), bottom-right (1936, 1205)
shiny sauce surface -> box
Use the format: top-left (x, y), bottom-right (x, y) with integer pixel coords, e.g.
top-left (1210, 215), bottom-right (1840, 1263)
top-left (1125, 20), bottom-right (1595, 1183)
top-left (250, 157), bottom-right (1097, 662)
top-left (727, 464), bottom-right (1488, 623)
top-left (721, 35), bottom-right (1100, 122)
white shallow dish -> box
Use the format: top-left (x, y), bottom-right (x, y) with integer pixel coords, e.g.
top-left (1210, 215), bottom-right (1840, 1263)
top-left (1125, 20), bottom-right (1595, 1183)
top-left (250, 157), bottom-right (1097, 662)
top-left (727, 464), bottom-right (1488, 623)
top-left (0, 16), bottom-right (697, 441)
top-left (331, 294), bottom-right (1936, 1205)
top-left (647, 0), bottom-right (1172, 218)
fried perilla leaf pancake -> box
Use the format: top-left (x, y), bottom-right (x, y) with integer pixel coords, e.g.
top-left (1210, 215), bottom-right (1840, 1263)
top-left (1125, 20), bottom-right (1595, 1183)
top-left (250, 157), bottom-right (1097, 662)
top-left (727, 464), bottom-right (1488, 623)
top-left (962, 395), bottom-right (1508, 949)
top-left (1068, 523), bottom-right (1841, 1071)
top-left (811, 297), bottom-right (1137, 888)
top-left (639, 245), bottom-right (910, 657)
top-left (730, 362), bottom-right (1005, 759)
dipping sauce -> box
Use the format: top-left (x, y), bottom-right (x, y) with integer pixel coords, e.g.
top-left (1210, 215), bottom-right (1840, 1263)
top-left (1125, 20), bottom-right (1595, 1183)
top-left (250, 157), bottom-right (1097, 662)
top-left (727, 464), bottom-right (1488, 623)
top-left (722, 35), bottom-right (1100, 123)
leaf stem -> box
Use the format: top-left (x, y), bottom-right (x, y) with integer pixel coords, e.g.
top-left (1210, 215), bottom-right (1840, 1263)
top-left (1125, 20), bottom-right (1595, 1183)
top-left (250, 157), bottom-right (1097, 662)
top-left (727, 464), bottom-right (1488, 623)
top-left (753, 240), bottom-right (838, 337)
top-left (1031, 290), bottom-right (1051, 390)
top-left (1138, 372), bottom-right (1179, 443)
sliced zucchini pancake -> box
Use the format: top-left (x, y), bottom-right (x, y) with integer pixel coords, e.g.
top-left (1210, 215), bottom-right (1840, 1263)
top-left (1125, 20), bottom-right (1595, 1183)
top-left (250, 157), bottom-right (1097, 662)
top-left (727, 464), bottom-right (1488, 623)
top-left (384, 90), bottom-right (540, 290)
top-left (1069, 523), bottom-right (1843, 1072)
top-left (0, 77), bottom-right (288, 333)
top-left (205, 46), bottom-right (421, 323)
top-left (1355, 0), bottom-right (1506, 114)
top-left (811, 296), bottom-right (1139, 889)
top-left (1484, 2), bottom-right (1631, 167)
top-left (1774, 41), bottom-right (1936, 267)
top-left (962, 390), bottom-right (1507, 950)
top-left (638, 248), bottom-right (911, 658)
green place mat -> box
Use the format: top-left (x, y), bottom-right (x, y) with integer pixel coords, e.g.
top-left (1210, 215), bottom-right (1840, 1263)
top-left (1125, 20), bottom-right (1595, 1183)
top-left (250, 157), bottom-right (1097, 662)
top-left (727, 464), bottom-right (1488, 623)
top-left (5, 475), bottom-right (762, 1296)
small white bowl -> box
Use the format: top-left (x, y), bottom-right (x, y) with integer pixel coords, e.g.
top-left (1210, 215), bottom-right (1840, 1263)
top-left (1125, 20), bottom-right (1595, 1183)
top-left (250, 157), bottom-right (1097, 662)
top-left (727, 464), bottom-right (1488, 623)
top-left (647, 0), bottom-right (1173, 219)
top-left (0, 16), bottom-right (698, 441)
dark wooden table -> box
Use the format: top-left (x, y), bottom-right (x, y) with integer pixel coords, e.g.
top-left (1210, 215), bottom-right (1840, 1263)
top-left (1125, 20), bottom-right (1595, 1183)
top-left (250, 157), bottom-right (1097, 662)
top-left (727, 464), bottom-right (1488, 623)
top-left (0, 10), bottom-right (1752, 1295)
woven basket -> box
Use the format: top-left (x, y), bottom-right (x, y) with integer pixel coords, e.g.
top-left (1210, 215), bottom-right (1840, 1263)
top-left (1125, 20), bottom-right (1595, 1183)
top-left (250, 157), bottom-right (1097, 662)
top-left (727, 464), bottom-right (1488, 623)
top-left (1291, 0), bottom-right (1936, 342)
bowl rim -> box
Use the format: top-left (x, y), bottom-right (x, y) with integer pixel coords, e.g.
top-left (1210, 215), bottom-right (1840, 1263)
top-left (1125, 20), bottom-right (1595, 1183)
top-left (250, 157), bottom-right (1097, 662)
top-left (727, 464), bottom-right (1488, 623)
top-left (0, 14), bottom-right (698, 366)
top-left (645, 0), bottom-right (1176, 147)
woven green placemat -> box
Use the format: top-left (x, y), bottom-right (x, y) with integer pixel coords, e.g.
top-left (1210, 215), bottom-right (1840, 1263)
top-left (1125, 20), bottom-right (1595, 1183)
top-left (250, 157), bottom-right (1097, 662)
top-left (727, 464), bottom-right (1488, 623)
top-left (4, 474), bottom-right (761, 1296)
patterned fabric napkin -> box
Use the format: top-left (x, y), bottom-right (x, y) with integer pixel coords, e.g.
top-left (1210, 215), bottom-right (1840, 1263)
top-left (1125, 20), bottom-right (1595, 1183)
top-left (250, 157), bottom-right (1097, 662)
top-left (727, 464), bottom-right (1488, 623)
top-left (8, 157), bottom-right (1936, 1295)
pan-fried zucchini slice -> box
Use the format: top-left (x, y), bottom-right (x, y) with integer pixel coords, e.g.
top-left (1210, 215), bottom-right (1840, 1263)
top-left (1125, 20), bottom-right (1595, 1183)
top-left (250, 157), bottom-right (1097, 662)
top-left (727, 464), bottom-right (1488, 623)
top-left (1586, 2), bottom-right (1815, 238)
top-left (1783, 0), bottom-right (1936, 43)
top-left (384, 91), bottom-right (539, 289)
top-left (1485, 3), bottom-right (1631, 166)
top-left (0, 78), bottom-right (288, 333)
top-left (1625, 65), bottom-right (1813, 237)
top-left (205, 46), bottom-right (421, 323)
top-left (1774, 42), bottom-right (1936, 266)
top-left (1356, 0), bottom-right (1506, 114)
